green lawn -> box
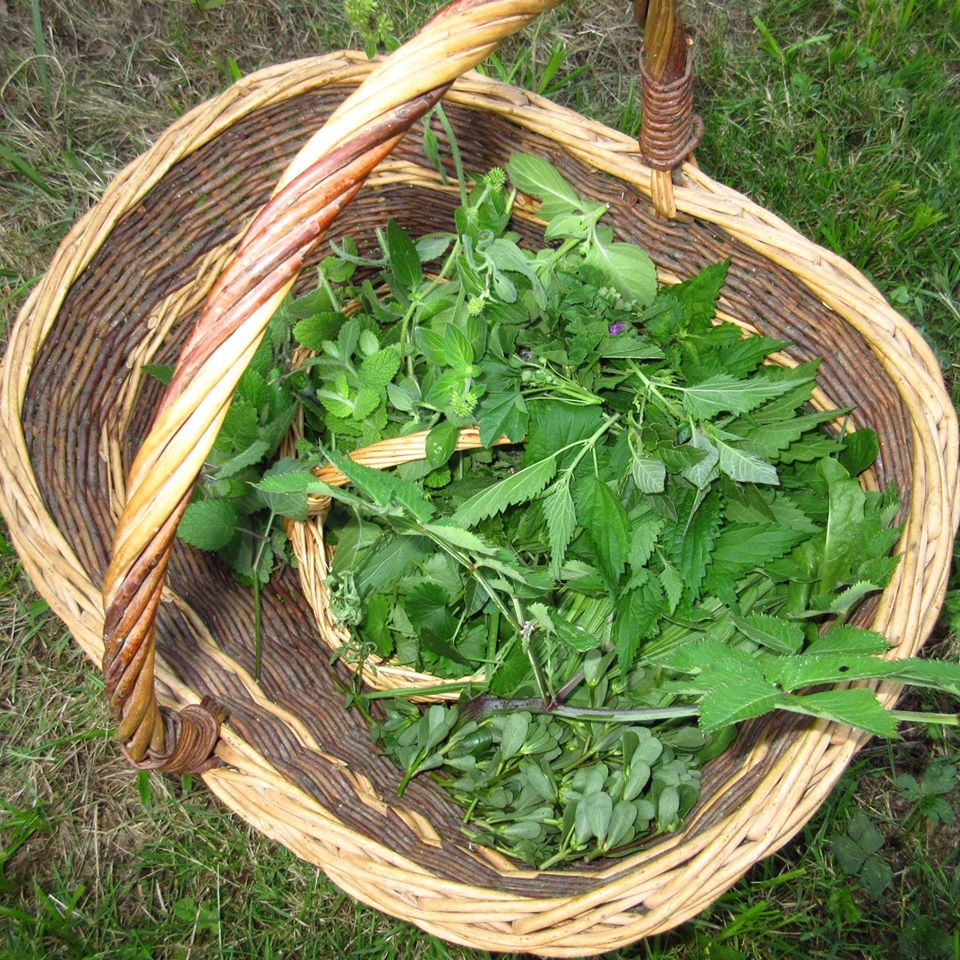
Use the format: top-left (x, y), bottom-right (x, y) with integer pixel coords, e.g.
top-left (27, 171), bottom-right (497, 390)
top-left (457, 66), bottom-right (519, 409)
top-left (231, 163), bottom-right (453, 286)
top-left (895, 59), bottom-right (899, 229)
top-left (1, 1), bottom-right (959, 958)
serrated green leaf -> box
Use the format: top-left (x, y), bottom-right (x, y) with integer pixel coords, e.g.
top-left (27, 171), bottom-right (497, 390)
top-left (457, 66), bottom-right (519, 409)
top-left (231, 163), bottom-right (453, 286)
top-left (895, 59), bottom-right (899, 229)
top-left (766, 654), bottom-right (903, 691)
top-left (386, 220), bottom-right (422, 290)
top-left (355, 534), bottom-right (430, 596)
top-left (742, 408), bottom-right (840, 459)
top-left (733, 613), bottom-right (805, 654)
top-left (452, 456), bottom-right (557, 528)
top-left (717, 440), bottom-right (779, 485)
top-left (659, 560), bottom-right (683, 615)
top-left (631, 455), bottom-right (666, 493)
top-left (214, 439), bottom-right (270, 480)
top-left (673, 491), bottom-right (723, 600)
top-left (782, 688), bottom-right (897, 736)
top-left (420, 522), bottom-right (496, 555)
top-left (360, 346), bottom-right (401, 388)
top-left (698, 679), bottom-right (784, 731)
top-left (580, 476), bottom-right (630, 587)
top-left (682, 429), bottom-right (719, 488)
top-left (681, 374), bottom-right (797, 419)
top-left (177, 499), bottom-right (239, 551)
top-left (629, 517), bottom-right (665, 570)
top-left (506, 153), bottom-right (583, 219)
top-left (543, 480), bottom-right (576, 574)
top-left (253, 458), bottom-right (314, 521)
top-left (325, 450), bottom-right (434, 522)
top-left (805, 625), bottom-right (891, 657)
top-left (477, 390), bottom-right (527, 447)
top-left (615, 578), bottom-right (664, 669)
top-left (670, 260), bottom-right (729, 328)
top-left (293, 312), bottom-right (345, 351)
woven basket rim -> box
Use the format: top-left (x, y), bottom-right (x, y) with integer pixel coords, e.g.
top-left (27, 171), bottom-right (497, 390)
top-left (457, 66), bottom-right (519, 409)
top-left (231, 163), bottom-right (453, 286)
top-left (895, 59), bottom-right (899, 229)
top-left (1, 51), bottom-right (957, 955)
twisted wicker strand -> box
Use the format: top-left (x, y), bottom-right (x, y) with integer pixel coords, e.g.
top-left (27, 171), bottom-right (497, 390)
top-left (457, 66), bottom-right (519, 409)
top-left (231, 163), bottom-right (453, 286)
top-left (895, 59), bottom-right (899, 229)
top-left (100, 0), bottom-right (559, 768)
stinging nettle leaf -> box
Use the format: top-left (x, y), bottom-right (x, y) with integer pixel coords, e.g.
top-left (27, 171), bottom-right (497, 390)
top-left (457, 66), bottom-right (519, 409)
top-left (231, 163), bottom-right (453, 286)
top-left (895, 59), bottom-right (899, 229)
top-left (386, 219), bottom-right (423, 291)
top-left (781, 688), bottom-right (898, 737)
top-left (452, 456), bottom-right (558, 528)
top-left (680, 373), bottom-right (798, 419)
top-left (543, 480), bottom-right (576, 574)
top-left (631, 455), bottom-right (667, 494)
top-left (580, 475), bottom-right (631, 587)
top-left (716, 440), bottom-right (779, 486)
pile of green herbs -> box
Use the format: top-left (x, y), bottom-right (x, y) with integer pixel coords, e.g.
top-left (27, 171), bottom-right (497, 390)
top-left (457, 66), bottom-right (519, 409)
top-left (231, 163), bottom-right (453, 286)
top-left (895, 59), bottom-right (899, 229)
top-left (169, 109), bottom-right (960, 868)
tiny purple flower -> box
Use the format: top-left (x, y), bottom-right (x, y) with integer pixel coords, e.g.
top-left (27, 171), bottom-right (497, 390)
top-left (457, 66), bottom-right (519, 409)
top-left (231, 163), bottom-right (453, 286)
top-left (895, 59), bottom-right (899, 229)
top-left (608, 322), bottom-right (627, 336)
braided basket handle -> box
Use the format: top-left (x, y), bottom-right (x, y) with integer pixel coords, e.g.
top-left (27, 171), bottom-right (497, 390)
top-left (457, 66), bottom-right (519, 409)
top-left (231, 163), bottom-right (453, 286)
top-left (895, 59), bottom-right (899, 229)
top-left (100, 0), bottom-right (696, 772)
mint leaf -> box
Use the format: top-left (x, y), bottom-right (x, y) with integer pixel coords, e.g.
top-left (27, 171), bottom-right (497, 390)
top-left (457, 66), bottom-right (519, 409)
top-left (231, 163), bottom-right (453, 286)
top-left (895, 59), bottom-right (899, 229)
top-left (178, 499), bottom-right (239, 551)
top-left (360, 346), bottom-right (401, 388)
top-left (506, 153), bottom-right (583, 219)
top-left (293, 312), bottom-right (345, 351)
top-left (452, 456), bottom-right (557, 528)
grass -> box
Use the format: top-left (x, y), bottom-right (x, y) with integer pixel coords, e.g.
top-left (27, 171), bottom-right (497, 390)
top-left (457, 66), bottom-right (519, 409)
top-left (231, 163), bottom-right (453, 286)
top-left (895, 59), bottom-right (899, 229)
top-left (2, 0), bottom-right (959, 957)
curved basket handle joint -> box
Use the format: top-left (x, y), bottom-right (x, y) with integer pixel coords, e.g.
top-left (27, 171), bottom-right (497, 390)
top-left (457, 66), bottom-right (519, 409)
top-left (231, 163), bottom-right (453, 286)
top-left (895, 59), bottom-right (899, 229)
top-left (635, 0), bottom-right (703, 218)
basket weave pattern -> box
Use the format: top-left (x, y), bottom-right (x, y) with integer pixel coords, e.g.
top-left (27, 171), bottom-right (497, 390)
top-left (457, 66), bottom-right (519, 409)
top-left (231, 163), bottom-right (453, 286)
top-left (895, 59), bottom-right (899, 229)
top-left (1, 3), bottom-right (958, 953)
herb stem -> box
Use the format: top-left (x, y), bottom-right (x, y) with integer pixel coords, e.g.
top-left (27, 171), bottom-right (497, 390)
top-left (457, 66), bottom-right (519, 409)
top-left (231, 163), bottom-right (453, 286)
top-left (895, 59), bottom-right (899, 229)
top-left (251, 509), bottom-right (276, 682)
top-left (890, 710), bottom-right (960, 727)
top-left (461, 695), bottom-right (699, 724)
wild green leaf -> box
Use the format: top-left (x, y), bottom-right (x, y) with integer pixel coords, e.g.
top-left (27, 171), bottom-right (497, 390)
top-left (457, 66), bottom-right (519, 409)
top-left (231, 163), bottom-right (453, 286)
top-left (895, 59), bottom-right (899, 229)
top-left (782, 688), bottom-right (897, 737)
top-left (386, 219), bottom-right (422, 290)
top-left (543, 479), bottom-right (576, 574)
top-left (177, 499), bottom-right (239, 551)
top-left (360, 346), bottom-right (402, 388)
top-left (477, 390), bottom-right (527, 447)
top-left (506, 153), bottom-right (583, 219)
top-left (585, 240), bottom-right (658, 306)
top-left (425, 421), bottom-right (460, 468)
top-left (698, 679), bottom-right (784, 731)
top-left (669, 260), bottom-right (729, 329)
top-left (716, 439), bottom-right (779, 485)
top-left (680, 374), bottom-right (798, 419)
top-left (840, 428), bottom-right (880, 476)
top-left (580, 476), bottom-right (630, 587)
top-left (732, 613), bottom-right (805, 654)
top-left (631, 455), bottom-right (666, 493)
top-left (452, 456), bottom-right (557, 528)
top-left (293, 312), bottom-right (345, 351)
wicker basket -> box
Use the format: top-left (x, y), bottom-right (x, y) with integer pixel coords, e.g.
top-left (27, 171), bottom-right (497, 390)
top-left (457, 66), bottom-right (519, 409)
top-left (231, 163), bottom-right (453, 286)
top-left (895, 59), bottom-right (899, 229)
top-left (1, 0), bottom-right (957, 953)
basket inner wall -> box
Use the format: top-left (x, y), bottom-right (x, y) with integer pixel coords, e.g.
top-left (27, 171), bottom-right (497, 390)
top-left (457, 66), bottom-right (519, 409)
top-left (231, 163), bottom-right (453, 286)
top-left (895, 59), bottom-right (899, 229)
top-left (21, 81), bottom-right (914, 896)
